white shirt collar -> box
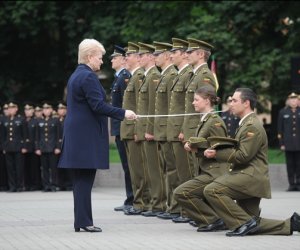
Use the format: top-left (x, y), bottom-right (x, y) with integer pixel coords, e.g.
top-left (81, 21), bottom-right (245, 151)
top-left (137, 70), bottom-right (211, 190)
top-left (201, 109), bottom-right (214, 122)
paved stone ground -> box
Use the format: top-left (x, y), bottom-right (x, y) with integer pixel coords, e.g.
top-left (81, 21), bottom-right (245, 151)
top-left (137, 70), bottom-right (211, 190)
top-left (0, 186), bottom-right (299, 250)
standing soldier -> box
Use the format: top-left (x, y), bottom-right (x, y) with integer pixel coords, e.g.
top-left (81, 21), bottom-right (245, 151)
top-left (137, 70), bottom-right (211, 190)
top-left (2, 101), bottom-right (28, 192)
top-left (221, 95), bottom-right (240, 138)
top-left (121, 42), bottom-right (150, 215)
top-left (167, 38), bottom-right (194, 223)
top-left (183, 38), bottom-right (217, 176)
top-left (110, 45), bottom-right (134, 211)
top-left (151, 41), bottom-right (179, 220)
top-left (56, 101), bottom-right (72, 191)
top-left (277, 92), bottom-right (300, 191)
top-left (35, 102), bottom-right (61, 192)
top-left (23, 102), bottom-right (41, 191)
top-left (135, 42), bottom-right (166, 217)
top-left (0, 103), bottom-right (9, 191)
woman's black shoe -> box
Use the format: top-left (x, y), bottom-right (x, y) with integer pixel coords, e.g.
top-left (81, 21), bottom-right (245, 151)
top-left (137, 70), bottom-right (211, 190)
top-left (75, 226), bottom-right (102, 232)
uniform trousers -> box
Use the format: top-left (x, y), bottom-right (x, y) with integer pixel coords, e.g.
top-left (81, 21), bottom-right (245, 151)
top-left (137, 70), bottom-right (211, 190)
top-left (285, 151), bottom-right (300, 186)
top-left (174, 174), bottom-right (219, 224)
top-left (24, 153), bottom-right (41, 190)
top-left (124, 139), bottom-right (151, 210)
top-left (0, 152), bottom-right (8, 190)
top-left (115, 136), bottom-right (133, 205)
top-left (72, 169), bottom-right (96, 228)
top-left (40, 153), bottom-right (58, 189)
top-left (143, 140), bottom-right (166, 212)
top-left (204, 182), bottom-right (291, 235)
top-left (159, 141), bottom-right (179, 214)
top-left (5, 152), bottom-right (24, 190)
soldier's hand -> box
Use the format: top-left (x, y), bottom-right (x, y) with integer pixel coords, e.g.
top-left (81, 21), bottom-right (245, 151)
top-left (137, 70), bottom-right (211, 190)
top-left (184, 142), bottom-right (192, 152)
top-left (280, 145), bottom-right (285, 151)
top-left (204, 149), bottom-right (216, 158)
top-left (35, 150), bottom-right (42, 156)
top-left (21, 148), bottom-right (27, 154)
top-left (125, 110), bottom-right (137, 120)
top-left (145, 133), bottom-right (154, 141)
top-left (178, 133), bottom-right (184, 141)
top-left (54, 148), bottom-right (61, 155)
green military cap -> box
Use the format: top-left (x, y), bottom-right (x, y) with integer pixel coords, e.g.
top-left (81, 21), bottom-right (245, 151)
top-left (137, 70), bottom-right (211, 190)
top-left (188, 137), bottom-right (209, 149)
top-left (170, 38), bottom-right (189, 52)
top-left (126, 42), bottom-right (139, 55)
top-left (288, 92), bottom-right (298, 99)
top-left (207, 136), bottom-right (238, 149)
top-left (186, 38), bottom-right (214, 53)
top-left (153, 41), bottom-right (172, 55)
top-left (138, 42), bottom-right (155, 54)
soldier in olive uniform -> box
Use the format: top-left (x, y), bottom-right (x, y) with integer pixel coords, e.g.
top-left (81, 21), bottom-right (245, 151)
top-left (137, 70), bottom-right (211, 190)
top-left (135, 42), bottom-right (166, 217)
top-left (56, 101), bottom-right (72, 191)
top-left (121, 42), bottom-right (150, 215)
top-left (204, 88), bottom-right (300, 236)
top-left (0, 104), bottom-right (9, 191)
top-left (182, 38), bottom-right (217, 176)
top-left (277, 92), bottom-right (300, 191)
top-left (221, 95), bottom-right (240, 138)
top-left (110, 45), bottom-right (134, 211)
top-left (35, 102), bottom-right (61, 192)
top-left (23, 102), bottom-right (42, 191)
top-left (151, 41), bottom-right (179, 220)
top-left (167, 38), bottom-right (194, 223)
top-left (2, 101), bottom-right (28, 192)
top-left (174, 85), bottom-right (229, 231)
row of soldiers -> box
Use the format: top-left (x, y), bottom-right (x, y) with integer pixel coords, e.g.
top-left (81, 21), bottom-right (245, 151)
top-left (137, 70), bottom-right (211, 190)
top-left (110, 37), bottom-right (240, 222)
top-left (0, 101), bottom-right (72, 192)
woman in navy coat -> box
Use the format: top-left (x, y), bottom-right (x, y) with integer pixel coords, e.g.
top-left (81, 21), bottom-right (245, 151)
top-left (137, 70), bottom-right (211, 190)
top-left (58, 39), bottom-right (136, 233)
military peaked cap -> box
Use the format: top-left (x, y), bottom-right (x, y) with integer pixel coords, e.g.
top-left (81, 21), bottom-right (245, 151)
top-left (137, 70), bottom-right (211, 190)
top-left (288, 92), bottom-right (298, 98)
top-left (186, 38), bottom-right (214, 53)
top-left (111, 45), bottom-right (126, 58)
top-left (138, 42), bottom-right (155, 54)
top-left (126, 42), bottom-right (139, 55)
top-left (188, 137), bottom-right (209, 149)
top-left (170, 38), bottom-right (189, 52)
top-left (153, 41), bottom-right (172, 55)
top-left (207, 136), bottom-right (238, 149)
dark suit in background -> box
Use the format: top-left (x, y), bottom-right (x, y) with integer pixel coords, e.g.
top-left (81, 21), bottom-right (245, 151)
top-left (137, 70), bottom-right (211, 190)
top-left (110, 68), bottom-right (134, 207)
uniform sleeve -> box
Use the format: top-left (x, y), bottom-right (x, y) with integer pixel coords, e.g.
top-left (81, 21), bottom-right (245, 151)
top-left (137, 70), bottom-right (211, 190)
top-left (216, 124), bottom-right (262, 165)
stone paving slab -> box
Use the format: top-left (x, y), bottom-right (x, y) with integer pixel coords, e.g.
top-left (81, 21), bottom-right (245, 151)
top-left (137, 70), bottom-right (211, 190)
top-left (0, 187), bottom-right (299, 250)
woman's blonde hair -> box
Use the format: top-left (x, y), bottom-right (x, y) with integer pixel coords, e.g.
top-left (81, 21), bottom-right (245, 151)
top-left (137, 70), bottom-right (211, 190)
top-left (78, 39), bottom-right (106, 64)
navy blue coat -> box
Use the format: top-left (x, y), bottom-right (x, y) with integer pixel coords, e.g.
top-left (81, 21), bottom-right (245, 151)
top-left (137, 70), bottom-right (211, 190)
top-left (58, 64), bottom-right (125, 170)
top-left (110, 68), bottom-right (131, 136)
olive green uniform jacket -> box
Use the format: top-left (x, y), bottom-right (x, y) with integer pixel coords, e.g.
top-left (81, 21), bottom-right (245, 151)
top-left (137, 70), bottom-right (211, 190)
top-left (120, 68), bottom-right (144, 140)
top-left (214, 113), bottom-right (271, 199)
top-left (182, 63), bottom-right (216, 140)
